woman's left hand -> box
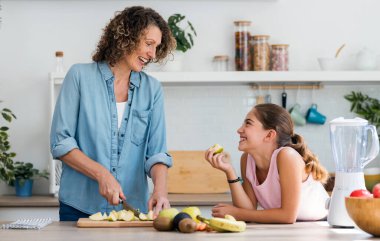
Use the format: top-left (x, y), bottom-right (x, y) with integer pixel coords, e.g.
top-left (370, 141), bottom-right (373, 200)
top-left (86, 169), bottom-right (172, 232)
top-left (148, 191), bottom-right (170, 216)
top-left (212, 203), bottom-right (238, 218)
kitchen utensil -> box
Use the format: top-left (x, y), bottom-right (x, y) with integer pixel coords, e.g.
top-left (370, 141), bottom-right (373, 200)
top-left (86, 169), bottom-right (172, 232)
top-left (289, 104), bottom-right (306, 126)
top-left (305, 104), bottom-right (326, 125)
top-left (256, 95), bottom-right (265, 104)
top-left (281, 89), bottom-right (287, 109)
top-left (167, 151), bottom-right (229, 193)
top-left (265, 94), bottom-right (271, 103)
top-left (120, 199), bottom-right (141, 217)
top-left (77, 218), bottom-right (153, 228)
top-left (335, 44), bottom-right (346, 58)
top-left (327, 117), bottom-right (379, 227)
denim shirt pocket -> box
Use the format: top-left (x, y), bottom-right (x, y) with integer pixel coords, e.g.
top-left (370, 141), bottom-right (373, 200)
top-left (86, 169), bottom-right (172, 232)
top-left (131, 109), bottom-right (151, 146)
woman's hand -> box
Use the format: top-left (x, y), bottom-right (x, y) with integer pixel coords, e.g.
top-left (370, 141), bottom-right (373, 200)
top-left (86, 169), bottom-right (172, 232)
top-left (97, 171), bottom-right (126, 205)
top-left (148, 190), bottom-right (170, 216)
top-left (212, 203), bottom-right (238, 218)
top-left (205, 147), bottom-right (233, 173)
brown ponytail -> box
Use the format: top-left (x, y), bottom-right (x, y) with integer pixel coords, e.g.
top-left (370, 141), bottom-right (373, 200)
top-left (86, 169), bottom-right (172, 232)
top-left (287, 134), bottom-right (329, 184)
top-left (253, 103), bottom-right (329, 184)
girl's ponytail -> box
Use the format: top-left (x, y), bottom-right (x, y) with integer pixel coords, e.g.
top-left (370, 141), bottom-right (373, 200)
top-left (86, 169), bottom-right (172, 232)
top-left (288, 133), bottom-right (329, 184)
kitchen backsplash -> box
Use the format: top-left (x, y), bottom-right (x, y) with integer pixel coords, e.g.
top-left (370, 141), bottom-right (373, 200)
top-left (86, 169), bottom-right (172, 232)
top-left (164, 84), bottom-right (380, 174)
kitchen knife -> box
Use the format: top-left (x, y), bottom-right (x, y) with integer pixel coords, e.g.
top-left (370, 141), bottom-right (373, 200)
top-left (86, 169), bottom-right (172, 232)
top-left (119, 199), bottom-right (141, 217)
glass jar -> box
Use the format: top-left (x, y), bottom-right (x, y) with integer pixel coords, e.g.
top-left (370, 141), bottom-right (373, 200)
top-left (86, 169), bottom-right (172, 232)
top-left (55, 51), bottom-right (65, 73)
top-left (212, 55), bottom-right (229, 71)
top-left (271, 44), bottom-right (289, 71)
top-left (234, 21), bottom-right (252, 71)
top-left (252, 35), bottom-right (270, 71)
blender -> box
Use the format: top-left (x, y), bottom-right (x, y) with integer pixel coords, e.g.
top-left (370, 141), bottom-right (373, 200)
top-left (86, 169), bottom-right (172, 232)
top-left (328, 117), bottom-right (379, 227)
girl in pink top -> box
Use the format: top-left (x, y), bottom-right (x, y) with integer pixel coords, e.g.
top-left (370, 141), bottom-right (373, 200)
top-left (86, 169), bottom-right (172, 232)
top-left (205, 103), bottom-right (329, 223)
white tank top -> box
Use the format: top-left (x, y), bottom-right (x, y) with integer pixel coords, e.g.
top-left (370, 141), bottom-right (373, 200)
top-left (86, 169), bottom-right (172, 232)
top-left (116, 102), bottom-right (126, 129)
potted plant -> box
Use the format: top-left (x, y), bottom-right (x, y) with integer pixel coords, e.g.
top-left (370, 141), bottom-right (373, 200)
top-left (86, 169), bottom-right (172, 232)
top-left (0, 103), bottom-right (49, 196)
top-left (163, 13), bottom-right (197, 71)
top-left (345, 91), bottom-right (380, 139)
top-left (168, 13), bottom-right (197, 53)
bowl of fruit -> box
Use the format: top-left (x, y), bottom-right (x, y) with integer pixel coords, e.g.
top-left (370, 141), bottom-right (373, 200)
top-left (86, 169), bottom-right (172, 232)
top-left (345, 183), bottom-right (380, 237)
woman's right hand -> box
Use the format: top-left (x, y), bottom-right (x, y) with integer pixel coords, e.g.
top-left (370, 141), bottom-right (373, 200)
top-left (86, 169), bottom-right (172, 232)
top-left (205, 147), bottom-right (233, 173)
top-left (97, 171), bottom-right (126, 205)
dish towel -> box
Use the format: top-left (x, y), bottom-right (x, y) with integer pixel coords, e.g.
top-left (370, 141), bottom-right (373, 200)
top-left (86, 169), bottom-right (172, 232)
top-left (2, 218), bottom-right (52, 229)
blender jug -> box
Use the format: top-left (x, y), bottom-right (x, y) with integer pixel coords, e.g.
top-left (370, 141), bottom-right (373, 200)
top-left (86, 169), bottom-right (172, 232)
top-left (328, 117), bottom-right (379, 227)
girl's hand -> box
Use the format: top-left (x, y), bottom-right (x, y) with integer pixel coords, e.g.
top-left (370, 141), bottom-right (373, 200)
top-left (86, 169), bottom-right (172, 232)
top-left (212, 203), bottom-right (238, 218)
top-left (148, 190), bottom-right (170, 216)
top-left (205, 147), bottom-right (233, 173)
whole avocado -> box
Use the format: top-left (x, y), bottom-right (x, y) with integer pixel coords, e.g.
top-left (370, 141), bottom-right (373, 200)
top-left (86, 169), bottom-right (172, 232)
top-left (172, 212), bottom-right (192, 231)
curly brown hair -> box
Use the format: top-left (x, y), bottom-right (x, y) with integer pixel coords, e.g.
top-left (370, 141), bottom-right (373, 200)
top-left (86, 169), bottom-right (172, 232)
top-left (92, 6), bottom-right (176, 66)
top-left (253, 103), bottom-right (329, 184)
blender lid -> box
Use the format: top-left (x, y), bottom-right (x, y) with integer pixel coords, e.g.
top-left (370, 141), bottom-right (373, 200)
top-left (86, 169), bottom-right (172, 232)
top-left (330, 117), bottom-right (368, 126)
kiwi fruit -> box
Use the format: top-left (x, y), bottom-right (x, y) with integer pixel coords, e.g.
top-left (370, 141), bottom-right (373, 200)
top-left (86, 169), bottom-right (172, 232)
top-left (172, 212), bottom-right (192, 230)
top-left (153, 216), bottom-right (173, 231)
top-left (178, 218), bottom-right (197, 233)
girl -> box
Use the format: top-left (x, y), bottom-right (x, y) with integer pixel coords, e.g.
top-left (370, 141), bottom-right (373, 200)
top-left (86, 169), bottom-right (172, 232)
top-left (205, 103), bottom-right (329, 223)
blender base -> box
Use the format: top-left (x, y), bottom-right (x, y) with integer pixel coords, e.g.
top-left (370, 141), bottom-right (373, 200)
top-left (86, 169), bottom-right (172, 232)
top-left (327, 172), bottom-right (366, 228)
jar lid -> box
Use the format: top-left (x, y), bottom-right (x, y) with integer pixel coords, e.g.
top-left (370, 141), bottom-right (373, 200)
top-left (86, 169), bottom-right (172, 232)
top-left (55, 51), bottom-right (64, 57)
top-left (271, 44), bottom-right (289, 48)
top-left (233, 21), bottom-right (252, 26)
top-left (213, 55), bottom-right (229, 61)
top-left (253, 35), bottom-right (270, 39)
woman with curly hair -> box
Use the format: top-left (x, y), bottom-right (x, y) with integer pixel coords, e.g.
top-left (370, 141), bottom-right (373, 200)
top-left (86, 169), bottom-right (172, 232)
top-left (50, 6), bottom-right (176, 221)
top-left (205, 103), bottom-right (329, 223)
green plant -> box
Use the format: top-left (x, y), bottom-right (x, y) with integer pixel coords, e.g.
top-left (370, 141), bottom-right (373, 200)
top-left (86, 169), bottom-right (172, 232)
top-left (13, 161), bottom-right (49, 186)
top-left (168, 14), bottom-right (197, 53)
top-left (345, 91), bottom-right (380, 129)
top-left (0, 103), bottom-right (17, 186)
top-left (0, 103), bottom-right (49, 186)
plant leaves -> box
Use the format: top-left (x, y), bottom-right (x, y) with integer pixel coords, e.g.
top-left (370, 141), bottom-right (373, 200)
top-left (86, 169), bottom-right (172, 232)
top-left (1, 113), bottom-right (11, 122)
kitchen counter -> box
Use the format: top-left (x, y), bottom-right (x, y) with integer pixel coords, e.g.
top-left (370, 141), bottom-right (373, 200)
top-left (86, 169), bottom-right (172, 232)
top-left (0, 221), bottom-right (376, 241)
top-left (0, 193), bottom-right (231, 207)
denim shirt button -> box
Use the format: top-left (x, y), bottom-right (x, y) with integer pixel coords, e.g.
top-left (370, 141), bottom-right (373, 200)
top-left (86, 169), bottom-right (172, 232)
top-left (112, 167), bottom-right (116, 172)
top-left (121, 134), bottom-right (124, 137)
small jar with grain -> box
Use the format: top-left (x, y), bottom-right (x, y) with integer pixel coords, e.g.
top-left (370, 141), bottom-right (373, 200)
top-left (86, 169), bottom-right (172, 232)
top-left (252, 35), bottom-right (270, 71)
top-left (234, 21), bottom-right (252, 71)
top-left (271, 44), bottom-right (289, 71)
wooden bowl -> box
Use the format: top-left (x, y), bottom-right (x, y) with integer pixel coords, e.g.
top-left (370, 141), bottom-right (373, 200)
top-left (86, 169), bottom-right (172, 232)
top-left (345, 197), bottom-right (380, 236)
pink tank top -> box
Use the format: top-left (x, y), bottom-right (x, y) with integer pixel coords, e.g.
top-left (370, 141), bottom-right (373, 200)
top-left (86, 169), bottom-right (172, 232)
top-left (246, 147), bottom-right (283, 210)
top-left (245, 147), bottom-right (329, 220)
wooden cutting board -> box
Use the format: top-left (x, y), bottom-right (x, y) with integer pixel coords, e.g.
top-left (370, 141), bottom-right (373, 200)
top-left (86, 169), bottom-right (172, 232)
top-left (77, 218), bottom-right (153, 228)
top-left (167, 151), bottom-right (230, 194)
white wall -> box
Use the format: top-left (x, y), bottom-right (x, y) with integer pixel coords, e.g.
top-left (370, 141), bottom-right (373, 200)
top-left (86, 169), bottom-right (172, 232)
top-left (1, 0), bottom-right (380, 195)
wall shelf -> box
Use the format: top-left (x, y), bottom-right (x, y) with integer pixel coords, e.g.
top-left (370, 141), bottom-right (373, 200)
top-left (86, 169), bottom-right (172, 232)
top-left (50, 71), bottom-right (380, 86)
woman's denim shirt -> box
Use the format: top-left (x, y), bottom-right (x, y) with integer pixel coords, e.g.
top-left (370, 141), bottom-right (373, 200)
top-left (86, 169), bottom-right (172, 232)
top-left (50, 62), bottom-right (172, 214)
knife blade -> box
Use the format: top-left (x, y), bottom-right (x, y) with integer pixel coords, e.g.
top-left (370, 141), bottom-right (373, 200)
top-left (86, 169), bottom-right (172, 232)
top-left (119, 199), bottom-right (141, 217)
